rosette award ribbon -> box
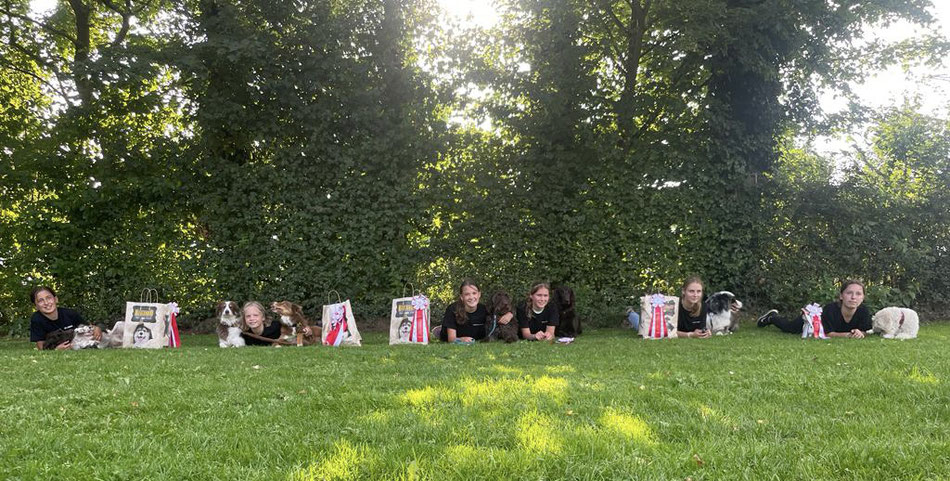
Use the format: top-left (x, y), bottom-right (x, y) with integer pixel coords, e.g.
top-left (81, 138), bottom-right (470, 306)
top-left (802, 303), bottom-right (828, 339)
top-left (410, 295), bottom-right (429, 343)
top-left (647, 293), bottom-right (670, 339)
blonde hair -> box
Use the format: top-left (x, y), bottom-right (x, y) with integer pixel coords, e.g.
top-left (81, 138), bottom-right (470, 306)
top-left (242, 301), bottom-right (272, 327)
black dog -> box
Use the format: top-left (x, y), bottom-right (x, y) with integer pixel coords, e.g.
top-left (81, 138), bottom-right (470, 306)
top-left (553, 285), bottom-right (581, 338)
top-left (43, 329), bottom-right (75, 350)
top-left (486, 291), bottom-right (519, 343)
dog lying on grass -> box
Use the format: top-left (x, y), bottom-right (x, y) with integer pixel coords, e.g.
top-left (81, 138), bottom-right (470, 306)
top-left (486, 291), bottom-right (519, 343)
top-left (871, 307), bottom-right (919, 340)
top-left (553, 285), bottom-right (581, 338)
top-left (705, 291), bottom-right (742, 335)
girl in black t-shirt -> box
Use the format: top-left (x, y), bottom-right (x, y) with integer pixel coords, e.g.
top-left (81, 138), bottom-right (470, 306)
top-left (677, 276), bottom-right (711, 339)
top-left (757, 280), bottom-right (872, 338)
top-left (438, 279), bottom-right (508, 343)
top-left (517, 283), bottom-right (558, 341)
top-left (28, 286), bottom-right (101, 350)
top-left (240, 301), bottom-right (283, 346)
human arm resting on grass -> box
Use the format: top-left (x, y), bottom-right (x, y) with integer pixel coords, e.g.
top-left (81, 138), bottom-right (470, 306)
top-left (441, 302), bottom-right (483, 343)
top-left (677, 329), bottom-right (710, 339)
top-left (517, 302), bottom-right (557, 340)
top-left (822, 302), bottom-right (871, 338)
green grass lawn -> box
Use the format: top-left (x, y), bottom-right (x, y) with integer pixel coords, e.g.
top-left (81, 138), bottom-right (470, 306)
top-left (1, 324), bottom-right (947, 480)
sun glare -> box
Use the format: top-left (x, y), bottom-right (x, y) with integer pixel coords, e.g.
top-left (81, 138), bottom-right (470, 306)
top-left (435, 0), bottom-right (500, 29)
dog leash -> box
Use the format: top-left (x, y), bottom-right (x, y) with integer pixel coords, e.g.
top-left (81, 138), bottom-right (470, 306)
top-left (240, 331), bottom-right (302, 346)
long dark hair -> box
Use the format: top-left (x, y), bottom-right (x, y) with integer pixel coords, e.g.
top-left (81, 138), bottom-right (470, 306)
top-left (454, 279), bottom-right (479, 326)
top-left (524, 282), bottom-right (550, 321)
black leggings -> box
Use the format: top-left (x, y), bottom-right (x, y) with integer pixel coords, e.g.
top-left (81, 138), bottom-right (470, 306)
top-left (771, 314), bottom-right (806, 334)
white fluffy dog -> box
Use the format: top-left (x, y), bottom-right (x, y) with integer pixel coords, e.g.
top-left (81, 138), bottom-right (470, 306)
top-left (871, 307), bottom-right (919, 340)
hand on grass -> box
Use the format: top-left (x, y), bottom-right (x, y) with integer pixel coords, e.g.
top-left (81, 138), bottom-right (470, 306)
top-left (459, 336), bottom-right (474, 343)
top-left (849, 329), bottom-right (865, 339)
top-left (687, 329), bottom-right (710, 339)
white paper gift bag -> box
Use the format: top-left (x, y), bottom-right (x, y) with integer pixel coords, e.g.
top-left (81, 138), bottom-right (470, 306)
top-left (122, 289), bottom-right (172, 349)
top-left (321, 291), bottom-right (362, 347)
top-left (390, 290), bottom-right (429, 345)
top-left (639, 293), bottom-right (679, 339)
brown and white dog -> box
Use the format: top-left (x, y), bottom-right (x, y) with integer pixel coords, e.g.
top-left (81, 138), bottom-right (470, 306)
top-left (216, 301), bottom-right (245, 347)
top-left (271, 301), bottom-right (320, 345)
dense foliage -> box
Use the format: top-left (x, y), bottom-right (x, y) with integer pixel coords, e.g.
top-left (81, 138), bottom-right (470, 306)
top-left (1, 0), bottom-right (947, 331)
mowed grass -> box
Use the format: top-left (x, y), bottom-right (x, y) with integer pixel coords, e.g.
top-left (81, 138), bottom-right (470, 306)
top-left (0, 324), bottom-right (948, 481)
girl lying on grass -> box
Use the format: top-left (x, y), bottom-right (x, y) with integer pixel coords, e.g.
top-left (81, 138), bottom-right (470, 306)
top-left (240, 301), bottom-right (283, 346)
top-left (517, 282), bottom-right (559, 341)
top-left (434, 279), bottom-right (512, 344)
top-left (676, 276), bottom-right (741, 339)
top-left (756, 280), bottom-right (872, 338)
top-left (29, 286), bottom-right (101, 350)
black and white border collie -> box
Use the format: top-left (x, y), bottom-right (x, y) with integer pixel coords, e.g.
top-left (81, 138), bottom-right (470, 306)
top-left (705, 291), bottom-right (742, 335)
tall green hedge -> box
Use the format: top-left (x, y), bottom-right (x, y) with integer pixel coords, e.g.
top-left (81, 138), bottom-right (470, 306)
top-left (1, 0), bottom-right (946, 333)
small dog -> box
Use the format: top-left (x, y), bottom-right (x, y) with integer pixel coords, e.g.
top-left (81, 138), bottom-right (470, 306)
top-left (71, 325), bottom-right (100, 350)
top-left (705, 291), bottom-right (742, 335)
top-left (553, 285), bottom-right (581, 338)
top-left (271, 301), bottom-right (319, 345)
top-left (216, 301), bottom-right (246, 347)
top-left (43, 329), bottom-right (76, 350)
top-left (485, 291), bottom-right (519, 343)
top-left (871, 307), bottom-right (919, 340)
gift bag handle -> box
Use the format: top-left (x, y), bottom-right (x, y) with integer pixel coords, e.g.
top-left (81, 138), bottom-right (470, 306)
top-left (140, 288), bottom-right (159, 303)
top-left (402, 283), bottom-right (416, 298)
top-left (327, 290), bottom-right (342, 304)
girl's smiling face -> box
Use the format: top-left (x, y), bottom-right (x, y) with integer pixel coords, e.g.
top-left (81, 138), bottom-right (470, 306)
top-left (460, 285), bottom-right (481, 311)
top-left (34, 289), bottom-right (58, 316)
top-left (244, 305), bottom-right (265, 330)
top-left (531, 287), bottom-right (550, 310)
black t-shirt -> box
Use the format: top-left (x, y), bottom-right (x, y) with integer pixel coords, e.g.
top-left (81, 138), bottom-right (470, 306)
top-left (241, 321), bottom-right (283, 346)
top-left (821, 302), bottom-right (872, 333)
top-left (441, 302), bottom-right (488, 340)
top-left (517, 302), bottom-right (559, 336)
top-left (29, 308), bottom-right (87, 343)
top-left (677, 301), bottom-right (709, 332)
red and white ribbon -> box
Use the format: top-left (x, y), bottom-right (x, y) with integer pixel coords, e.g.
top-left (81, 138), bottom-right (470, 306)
top-left (802, 303), bottom-right (827, 339)
top-left (647, 294), bottom-right (669, 339)
top-left (167, 302), bottom-right (181, 348)
top-left (324, 303), bottom-right (348, 346)
top-left (410, 295), bottom-right (429, 343)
